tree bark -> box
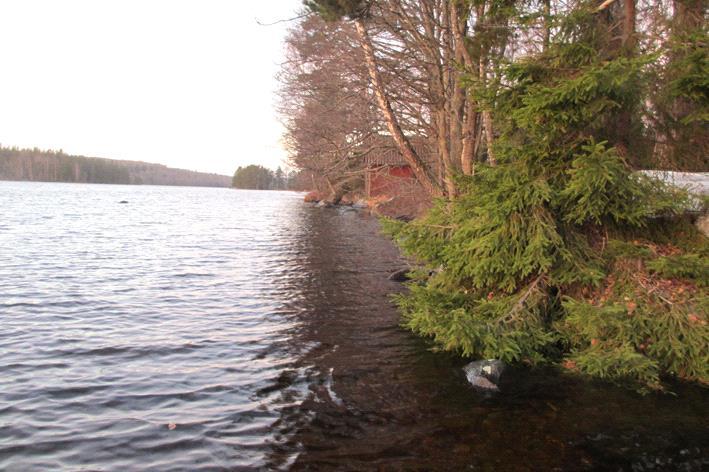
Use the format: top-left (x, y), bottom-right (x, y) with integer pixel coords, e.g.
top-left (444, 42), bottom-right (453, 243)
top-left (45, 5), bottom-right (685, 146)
top-left (436, 108), bottom-right (457, 197)
top-left (354, 18), bottom-right (443, 197)
top-left (461, 103), bottom-right (478, 175)
top-left (480, 53), bottom-right (497, 166)
top-left (543, 0), bottom-right (551, 52)
top-left (451, 2), bottom-right (478, 175)
top-left (421, 2), bottom-right (457, 197)
top-left (477, 2), bottom-right (496, 166)
top-left (673, 0), bottom-right (704, 30)
top-left (446, 2), bottom-right (464, 170)
top-left (482, 110), bottom-right (496, 166)
top-left (622, 0), bottom-right (636, 50)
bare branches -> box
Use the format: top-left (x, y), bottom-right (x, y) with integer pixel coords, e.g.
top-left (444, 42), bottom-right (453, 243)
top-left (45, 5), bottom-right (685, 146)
top-left (255, 12), bottom-right (312, 27)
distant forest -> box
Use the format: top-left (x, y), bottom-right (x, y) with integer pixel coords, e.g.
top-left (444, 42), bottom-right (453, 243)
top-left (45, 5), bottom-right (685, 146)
top-left (0, 146), bottom-right (231, 187)
top-left (232, 164), bottom-right (296, 190)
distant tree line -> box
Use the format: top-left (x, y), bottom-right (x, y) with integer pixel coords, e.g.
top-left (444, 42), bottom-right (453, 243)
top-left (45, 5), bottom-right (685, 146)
top-left (0, 146), bottom-right (231, 187)
top-left (231, 164), bottom-right (298, 190)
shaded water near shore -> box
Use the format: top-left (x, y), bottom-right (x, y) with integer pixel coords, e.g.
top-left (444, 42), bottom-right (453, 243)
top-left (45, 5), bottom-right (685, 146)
top-left (0, 181), bottom-right (706, 471)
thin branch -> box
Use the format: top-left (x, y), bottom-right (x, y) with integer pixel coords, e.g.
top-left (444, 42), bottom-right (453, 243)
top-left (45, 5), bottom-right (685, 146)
top-left (596, 0), bottom-right (618, 12)
top-left (500, 275), bottom-right (546, 324)
top-left (256, 13), bottom-right (311, 27)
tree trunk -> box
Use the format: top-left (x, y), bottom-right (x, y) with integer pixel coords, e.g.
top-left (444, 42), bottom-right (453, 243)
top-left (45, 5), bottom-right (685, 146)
top-left (327, 174), bottom-right (362, 204)
top-left (482, 109), bottom-right (496, 166)
top-left (480, 52), bottom-right (497, 167)
top-left (543, 0), bottom-right (551, 51)
top-left (461, 104), bottom-right (478, 175)
top-left (354, 18), bottom-right (443, 197)
top-left (422, 2), bottom-right (456, 197)
top-left (436, 109), bottom-right (457, 197)
top-left (451, 1), bottom-right (478, 175)
top-left (445, 2), bottom-right (463, 171)
top-left (477, 3), bottom-right (497, 166)
top-left (673, 0), bottom-right (704, 30)
top-left (622, 0), bottom-right (636, 50)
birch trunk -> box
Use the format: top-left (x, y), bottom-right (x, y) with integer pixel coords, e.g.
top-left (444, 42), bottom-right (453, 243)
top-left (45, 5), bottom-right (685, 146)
top-left (354, 18), bottom-right (443, 197)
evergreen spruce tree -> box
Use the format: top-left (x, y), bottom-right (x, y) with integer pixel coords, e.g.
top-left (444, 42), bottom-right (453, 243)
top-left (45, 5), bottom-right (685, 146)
top-left (384, 2), bottom-right (708, 391)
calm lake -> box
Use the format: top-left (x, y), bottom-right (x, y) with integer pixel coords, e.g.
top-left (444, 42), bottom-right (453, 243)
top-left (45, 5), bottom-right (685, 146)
top-left (0, 181), bottom-right (706, 471)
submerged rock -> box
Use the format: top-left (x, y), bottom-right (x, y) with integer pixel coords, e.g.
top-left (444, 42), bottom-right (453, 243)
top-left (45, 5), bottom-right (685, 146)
top-left (463, 359), bottom-right (505, 392)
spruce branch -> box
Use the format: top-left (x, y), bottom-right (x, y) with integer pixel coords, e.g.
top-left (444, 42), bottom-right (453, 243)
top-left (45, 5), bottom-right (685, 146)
top-left (500, 274), bottom-right (546, 325)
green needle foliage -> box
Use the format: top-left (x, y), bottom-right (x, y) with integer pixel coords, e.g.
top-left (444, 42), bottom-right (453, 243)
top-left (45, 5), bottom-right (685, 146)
top-left (303, 0), bottom-right (370, 20)
top-left (383, 7), bottom-right (708, 392)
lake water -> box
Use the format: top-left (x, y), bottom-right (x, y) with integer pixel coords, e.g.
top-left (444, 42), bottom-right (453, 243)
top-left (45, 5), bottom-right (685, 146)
top-left (0, 181), bottom-right (707, 471)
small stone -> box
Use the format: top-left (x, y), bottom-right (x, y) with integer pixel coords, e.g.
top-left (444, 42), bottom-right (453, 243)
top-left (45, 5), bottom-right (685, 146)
top-left (463, 359), bottom-right (505, 391)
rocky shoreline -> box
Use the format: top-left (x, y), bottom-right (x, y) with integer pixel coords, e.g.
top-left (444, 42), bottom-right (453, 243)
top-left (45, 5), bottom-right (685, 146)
top-left (303, 190), bottom-right (429, 219)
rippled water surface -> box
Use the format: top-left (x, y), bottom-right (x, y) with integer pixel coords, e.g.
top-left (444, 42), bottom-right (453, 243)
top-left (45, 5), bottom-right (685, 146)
top-left (1, 181), bottom-right (707, 471)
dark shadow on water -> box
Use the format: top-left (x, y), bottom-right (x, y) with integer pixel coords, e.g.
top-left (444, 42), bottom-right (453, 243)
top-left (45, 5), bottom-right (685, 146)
top-left (265, 206), bottom-right (708, 471)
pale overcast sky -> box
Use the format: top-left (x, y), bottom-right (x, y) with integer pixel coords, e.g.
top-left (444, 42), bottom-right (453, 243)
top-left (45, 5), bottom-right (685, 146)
top-left (0, 0), bottom-right (303, 175)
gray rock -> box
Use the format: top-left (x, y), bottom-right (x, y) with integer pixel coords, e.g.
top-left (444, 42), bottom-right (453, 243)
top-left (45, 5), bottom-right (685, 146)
top-left (463, 359), bottom-right (505, 392)
top-left (352, 200), bottom-right (368, 209)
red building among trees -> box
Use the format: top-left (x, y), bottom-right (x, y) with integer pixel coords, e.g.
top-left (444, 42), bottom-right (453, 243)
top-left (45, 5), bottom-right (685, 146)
top-left (362, 135), bottom-right (437, 199)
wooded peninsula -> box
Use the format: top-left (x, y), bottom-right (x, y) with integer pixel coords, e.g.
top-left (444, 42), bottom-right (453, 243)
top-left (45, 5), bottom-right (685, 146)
top-left (283, 0), bottom-right (708, 392)
top-left (0, 146), bottom-right (231, 187)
